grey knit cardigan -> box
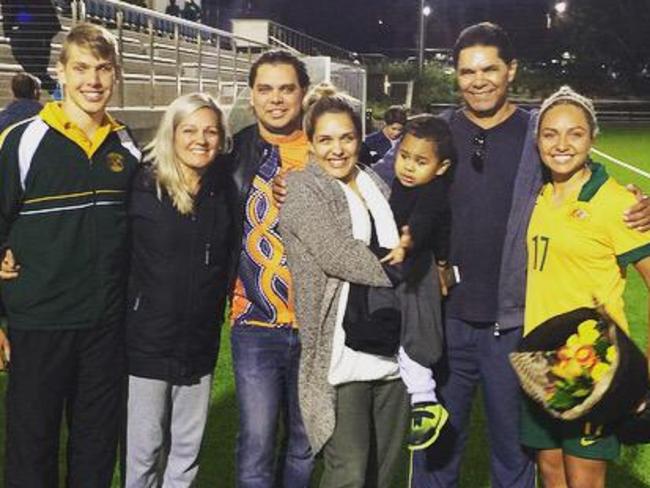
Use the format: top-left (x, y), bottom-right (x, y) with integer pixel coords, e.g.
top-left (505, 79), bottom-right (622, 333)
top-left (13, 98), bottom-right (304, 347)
top-left (279, 161), bottom-right (392, 454)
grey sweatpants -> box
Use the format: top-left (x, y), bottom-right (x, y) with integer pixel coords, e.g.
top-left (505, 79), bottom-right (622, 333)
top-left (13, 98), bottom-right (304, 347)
top-left (125, 374), bottom-right (212, 488)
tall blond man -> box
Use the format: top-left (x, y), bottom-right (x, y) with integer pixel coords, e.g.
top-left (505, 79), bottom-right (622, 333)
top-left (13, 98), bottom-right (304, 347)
top-left (0, 23), bottom-right (140, 487)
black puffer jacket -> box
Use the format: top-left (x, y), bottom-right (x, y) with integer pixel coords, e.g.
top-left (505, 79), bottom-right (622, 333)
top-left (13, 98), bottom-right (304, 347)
top-left (125, 163), bottom-right (234, 384)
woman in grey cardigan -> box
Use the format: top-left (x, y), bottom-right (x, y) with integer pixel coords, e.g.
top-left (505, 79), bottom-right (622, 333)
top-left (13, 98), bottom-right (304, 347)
top-left (279, 87), bottom-right (409, 487)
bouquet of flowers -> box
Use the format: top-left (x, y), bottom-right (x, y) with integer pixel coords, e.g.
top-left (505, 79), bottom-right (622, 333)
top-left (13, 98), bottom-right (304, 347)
top-left (544, 319), bottom-right (617, 413)
top-left (510, 307), bottom-right (647, 423)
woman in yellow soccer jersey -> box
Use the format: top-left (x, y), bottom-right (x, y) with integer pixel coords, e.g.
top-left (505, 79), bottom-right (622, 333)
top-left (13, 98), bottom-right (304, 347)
top-left (522, 86), bottom-right (650, 488)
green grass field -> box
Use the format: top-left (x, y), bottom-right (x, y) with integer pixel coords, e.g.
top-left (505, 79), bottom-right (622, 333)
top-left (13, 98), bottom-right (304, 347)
top-left (1, 123), bottom-right (650, 486)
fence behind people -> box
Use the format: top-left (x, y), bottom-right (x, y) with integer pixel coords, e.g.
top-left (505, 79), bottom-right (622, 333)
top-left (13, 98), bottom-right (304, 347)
top-left (0, 0), bottom-right (272, 111)
top-left (0, 0), bottom-right (368, 139)
top-left (427, 102), bottom-right (650, 123)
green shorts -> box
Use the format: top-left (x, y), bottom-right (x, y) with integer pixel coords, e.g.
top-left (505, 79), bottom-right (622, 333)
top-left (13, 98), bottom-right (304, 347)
top-left (520, 399), bottom-right (620, 461)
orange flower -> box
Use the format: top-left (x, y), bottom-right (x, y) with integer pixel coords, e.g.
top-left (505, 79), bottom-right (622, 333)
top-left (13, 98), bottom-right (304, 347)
top-left (574, 345), bottom-right (597, 368)
top-left (557, 347), bottom-right (573, 362)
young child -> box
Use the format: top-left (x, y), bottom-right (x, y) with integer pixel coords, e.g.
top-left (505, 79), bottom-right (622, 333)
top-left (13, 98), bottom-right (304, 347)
top-left (392, 114), bottom-right (455, 450)
top-left (391, 114), bottom-right (453, 288)
top-left (344, 114), bottom-right (455, 450)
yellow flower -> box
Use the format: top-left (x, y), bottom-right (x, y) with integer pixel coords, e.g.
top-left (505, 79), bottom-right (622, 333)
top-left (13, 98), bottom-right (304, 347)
top-left (563, 320), bottom-right (601, 360)
top-left (577, 320), bottom-right (600, 344)
top-left (551, 359), bottom-right (584, 380)
top-left (551, 320), bottom-right (609, 385)
top-left (566, 333), bottom-right (581, 350)
top-left (606, 345), bottom-right (617, 364)
top-left (591, 362), bottom-right (611, 382)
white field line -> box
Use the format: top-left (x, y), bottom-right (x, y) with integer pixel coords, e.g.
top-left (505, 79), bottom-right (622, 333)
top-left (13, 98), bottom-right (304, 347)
top-left (591, 147), bottom-right (650, 180)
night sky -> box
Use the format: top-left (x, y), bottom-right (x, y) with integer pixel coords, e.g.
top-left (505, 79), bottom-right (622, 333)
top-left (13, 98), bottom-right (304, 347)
top-left (210, 0), bottom-right (650, 74)
top-left (224, 0), bottom-right (554, 59)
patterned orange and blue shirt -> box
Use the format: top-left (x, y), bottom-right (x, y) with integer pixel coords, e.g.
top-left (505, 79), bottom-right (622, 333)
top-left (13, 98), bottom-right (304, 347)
top-left (231, 129), bottom-right (308, 328)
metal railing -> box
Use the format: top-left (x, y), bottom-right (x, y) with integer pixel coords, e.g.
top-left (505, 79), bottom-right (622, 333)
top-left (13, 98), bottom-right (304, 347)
top-left (0, 0), bottom-right (272, 108)
top-left (268, 21), bottom-right (358, 63)
top-left (0, 0), bottom-right (368, 115)
top-left (70, 0), bottom-right (272, 108)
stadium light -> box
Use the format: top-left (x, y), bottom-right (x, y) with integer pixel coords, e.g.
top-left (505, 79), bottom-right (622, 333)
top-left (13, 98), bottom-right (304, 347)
top-left (423, 5), bottom-right (432, 16)
top-left (554, 1), bottom-right (568, 15)
top-left (547, 1), bottom-right (568, 29)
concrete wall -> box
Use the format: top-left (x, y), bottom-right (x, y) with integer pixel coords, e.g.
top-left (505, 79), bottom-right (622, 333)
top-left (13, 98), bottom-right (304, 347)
top-left (111, 107), bottom-right (166, 146)
top-left (231, 19), bottom-right (270, 46)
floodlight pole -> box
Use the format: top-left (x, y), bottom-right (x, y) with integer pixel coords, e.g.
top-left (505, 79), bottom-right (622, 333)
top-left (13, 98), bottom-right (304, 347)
top-left (418, 0), bottom-right (425, 73)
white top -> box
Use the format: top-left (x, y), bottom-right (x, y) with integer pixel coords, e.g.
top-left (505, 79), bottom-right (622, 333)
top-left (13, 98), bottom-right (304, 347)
top-left (327, 169), bottom-right (401, 385)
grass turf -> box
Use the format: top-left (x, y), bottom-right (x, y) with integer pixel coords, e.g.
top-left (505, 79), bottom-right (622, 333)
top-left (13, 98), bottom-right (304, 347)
top-left (1, 123), bottom-right (650, 486)
top-left (590, 123), bottom-right (650, 488)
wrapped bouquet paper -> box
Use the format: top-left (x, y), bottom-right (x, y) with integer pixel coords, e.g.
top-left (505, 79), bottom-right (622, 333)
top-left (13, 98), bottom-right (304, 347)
top-left (616, 387), bottom-right (650, 444)
top-left (510, 307), bottom-right (648, 425)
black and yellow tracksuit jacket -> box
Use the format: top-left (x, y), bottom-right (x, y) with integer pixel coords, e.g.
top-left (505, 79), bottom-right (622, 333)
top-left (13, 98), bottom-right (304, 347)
top-left (0, 102), bottom-right (140, 330)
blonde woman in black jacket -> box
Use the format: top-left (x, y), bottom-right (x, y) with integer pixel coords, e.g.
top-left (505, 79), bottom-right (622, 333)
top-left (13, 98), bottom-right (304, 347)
top-left (124, 92), bottom-right (234, 487)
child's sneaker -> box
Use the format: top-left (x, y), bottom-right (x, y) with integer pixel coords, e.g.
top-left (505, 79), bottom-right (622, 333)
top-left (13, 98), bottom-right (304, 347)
top-left (406, 401), bottom-right (449, 451)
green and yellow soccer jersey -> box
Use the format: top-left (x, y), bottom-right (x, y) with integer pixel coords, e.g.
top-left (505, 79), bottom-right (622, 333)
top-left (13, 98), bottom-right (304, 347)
top-left (524, 163), bottom-right (650, 335)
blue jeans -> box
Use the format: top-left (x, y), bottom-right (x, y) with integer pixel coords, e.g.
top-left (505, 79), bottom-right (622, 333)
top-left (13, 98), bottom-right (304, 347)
top-left (410, 318), bottom-right (535, 488)
top-left (231, 325), bottom-right (314, 488)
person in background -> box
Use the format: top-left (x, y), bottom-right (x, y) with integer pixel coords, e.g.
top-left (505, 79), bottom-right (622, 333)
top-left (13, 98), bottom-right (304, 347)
top-left (0, 72), bottom-right (42, 135)
top-left (1, 0), bottom-right (61, 95)
top-left (182, 0), bottom-right (201, 22)
top-left (365, 105), bottom-right (407, 164)
top-left (165, 0), bottom-right (180, 17)
top-left (0, 23), bottom-right (140, 486)
top-left (0, 71), bottom-right (42, 321)
top-left (124, 92), bottom-right (233, 487)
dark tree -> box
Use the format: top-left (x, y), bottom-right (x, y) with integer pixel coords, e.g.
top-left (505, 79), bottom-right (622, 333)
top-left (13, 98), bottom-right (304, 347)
top-left (552, 0), bottom-right (650, 95)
